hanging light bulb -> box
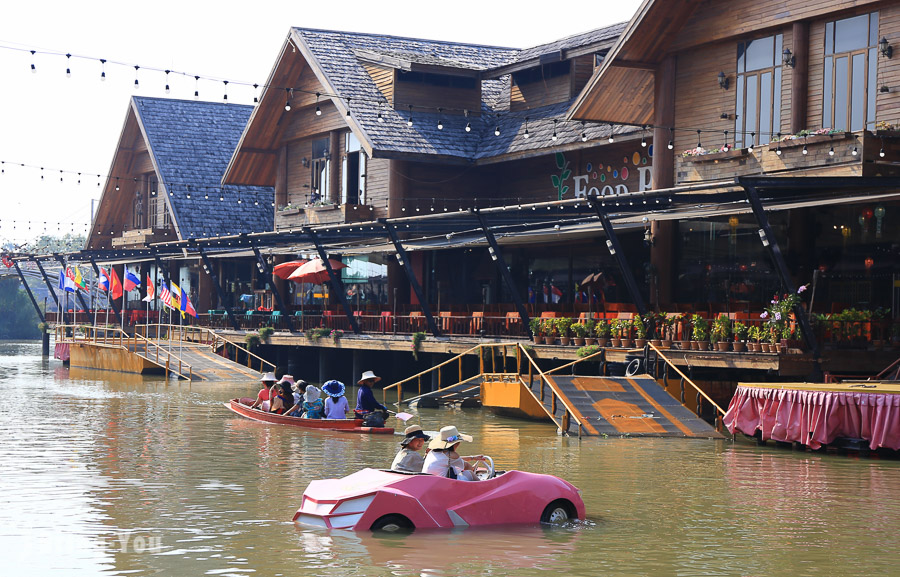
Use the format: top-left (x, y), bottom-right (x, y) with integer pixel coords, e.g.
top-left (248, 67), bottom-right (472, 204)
top-left (581, 121), bottom-right (587, 142)
top-left (346, 98), bottom-right (351, 117)
top-left (608, 123), bottom-right (615, 143)
top-left (748, 132), bottom-right (756, 153)
top-left (65, 53), bottom-right (71, 78)
top-left (829, 146), bottom-right (834, 156)
top-left (697, 130), bottom-right (702, 148)
top-left (495, 125), bottom-right (501, 137)
top-left (30, 50), bottom-right (36, 73)
top-left (315, 92), bottom-right (322, 116)
top-left (377, 110), bottom-right (384, 123)
top-left (100, 59), bottom-right (106, 81)
top-left (407, 104), bottom-right (413, 127)
top-left (667, 140), bottom-right (674, 150)
top-left (852, 146), bottom-right (859, 156)
top-left (641, 126), bottom-right (647, 147)
top-left (252, 83), bottom-right (259, 104)
top-left (465, 121), bottom-right (471, 132)
top-left (437, 108), bottom-right (443, 130)
top-left (194, 75), bottom-right (200, 99)
top-left (524, 117), bottom-right (530, 139)
top-left (165, 70), bottom-right (171, 94)
top-left (880, 146), bottom-right (886, 158)
top-left (284, 88), bottom-right (292, 111)
top-left (134, 65), bottom-right (140, 89)
top-left (552, 120), bottom-right (558, 141)
top-left (115, 177), bottom-right (120, 191)
top-left (802, 144), bottom-right (808, 155)
top-left (223, 80), bottom-right (228, 101)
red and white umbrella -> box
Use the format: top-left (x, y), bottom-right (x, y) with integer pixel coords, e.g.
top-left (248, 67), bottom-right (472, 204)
top-left (288, 258), bottom-right (348, 285)
top-left (272, 260), bottom-right (308, 280)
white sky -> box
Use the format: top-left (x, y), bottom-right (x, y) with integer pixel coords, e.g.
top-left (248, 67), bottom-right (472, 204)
top-left (0, 0), bottom-right (642, 245)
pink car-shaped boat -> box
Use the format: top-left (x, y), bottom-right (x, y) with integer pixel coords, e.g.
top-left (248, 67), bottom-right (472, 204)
top-left (293, 463), bottom-right (586, 531)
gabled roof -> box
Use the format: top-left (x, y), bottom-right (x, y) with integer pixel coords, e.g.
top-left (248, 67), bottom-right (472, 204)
top-left (132, 97), bottom-right (274, 239)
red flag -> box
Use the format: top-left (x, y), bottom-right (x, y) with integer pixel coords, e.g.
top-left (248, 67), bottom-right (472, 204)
top-left (109, 268), bottom-right (123, 300)
top-left (142, 274), bottom-right (155, 302)
top-left (1, 256), bottom-right (12, 268)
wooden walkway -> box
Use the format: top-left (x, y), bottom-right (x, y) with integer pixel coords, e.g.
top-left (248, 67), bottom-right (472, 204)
top-left (158, 342), bottom-right (263, 381)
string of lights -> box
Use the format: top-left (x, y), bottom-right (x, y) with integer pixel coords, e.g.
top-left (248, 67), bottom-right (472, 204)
top-left (4, 41), bottom-right (861, 145)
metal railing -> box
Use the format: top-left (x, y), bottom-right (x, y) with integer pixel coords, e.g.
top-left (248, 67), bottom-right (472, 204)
top-left (54, 324), bottom-right (192, 380)
top-left (649, 343), bottom-right (727, 432)
top-left (135, 324), bottom-right (275, 374)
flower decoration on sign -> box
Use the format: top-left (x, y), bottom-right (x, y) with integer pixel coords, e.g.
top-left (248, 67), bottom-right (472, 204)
top-left (550, 152), bottom-right (571, 200)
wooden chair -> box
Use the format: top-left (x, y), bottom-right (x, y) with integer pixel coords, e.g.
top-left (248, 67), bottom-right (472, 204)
top-left (470, 311), bottom-right (484, 334)
top-left (540, 311), bottom-right (559, 319)
top-left (505, 311), bottom-right (521, 332)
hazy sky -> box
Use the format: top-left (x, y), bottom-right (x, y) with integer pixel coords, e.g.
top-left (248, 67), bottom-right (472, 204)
top-left (0, 0), bottom-right (642, 245)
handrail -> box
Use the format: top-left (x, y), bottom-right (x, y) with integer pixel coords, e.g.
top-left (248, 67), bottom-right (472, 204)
top-left (382, 343), bottom-right (487, 403)
top-left (544, 347), bottom-right (611, 375)
top-left (649, 343), bottom-right (727, 425)
top-left (517, 345), bottom-right (584, 437)
top-left (135, 324), bottom-right (275, 374)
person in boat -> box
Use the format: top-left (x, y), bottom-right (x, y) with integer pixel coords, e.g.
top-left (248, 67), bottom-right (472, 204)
top-left (269, 376), bottom-right (296, 415)
top-left (323, 380), bottom-right (349, 419)
top-left (422, 425), bottom-right (480, 481)
top-left (355, 370), bottom-right (389, 427)
top-left (391, 425), bottom-right (431, 473)
top-left (290, 379), bottom-right (307, 407)
top-left (300, 384), bottom-right (325, 419)
top-left (249, 372), bottom-right (278, 411)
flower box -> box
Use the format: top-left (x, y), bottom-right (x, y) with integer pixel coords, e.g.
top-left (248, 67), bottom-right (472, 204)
top-left (766, 131), bottom-right (852, 150)
top-left (681, 148), bottom-right (750, 163)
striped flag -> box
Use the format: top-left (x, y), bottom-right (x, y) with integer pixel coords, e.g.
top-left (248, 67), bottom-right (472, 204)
top-left (123, 269), bottom-right (141, 292)
top-left (180, 285), bottom-right (197, 318)
top-left (98, 268), bottom-right (110, 291)
top-left (169, 282), bottom-right (182, 311)
top-left (159, 281), bottom-right (171, 308)
top-left (142, 274), bottom-right (155, 303)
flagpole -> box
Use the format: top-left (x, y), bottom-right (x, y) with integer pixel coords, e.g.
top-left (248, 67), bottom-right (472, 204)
top-left (157, 277), bottom-right (162, 343)
top-left (92, 269), bottom-right (99, 335)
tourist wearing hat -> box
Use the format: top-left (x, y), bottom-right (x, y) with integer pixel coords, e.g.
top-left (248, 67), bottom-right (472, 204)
top-left (323, 380), bottom-right (349, 419)
top-left (269, 375), bottom-right (296, 415)
top-left (289, 379), bottom-right (309, 407)
top-left (422, 425), bottom-right (480, 481)
top-left (355, 370), bottom-right (389, 415)
top-left (249, 372), bottom-right (278, 411)
top-left (390, 425), bottom-right (431, 473)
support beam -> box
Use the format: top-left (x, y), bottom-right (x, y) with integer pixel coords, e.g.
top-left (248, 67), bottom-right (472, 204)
top-left (196, 246), bottom-right (241, 332)
top-left (32, 258), bottom-right (61, 322)
top-left (790, 22), bottom-right (809, 135)
top-left (381, 220), bottom-right (441, 338)
top-left (591, 204), bottom-right (648, 318)
top-left (88, 257), bottom-right (122, 326)
top-left (742, 182), bottom-right (820, 363)
top-left (252, 247), bottom-right (287, 313)
top-left (54, 255), bottom-right (91, 314)
top-left (13, 262), bottom-right (45, 324)
top-left (305, 228), bottom-right (362, 335)
top-left (473, 211), bottom-right (531, 332)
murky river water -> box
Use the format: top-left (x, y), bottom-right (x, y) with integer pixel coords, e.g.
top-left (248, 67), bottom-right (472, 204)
top-left (3, 340), bottom-right (900, 576)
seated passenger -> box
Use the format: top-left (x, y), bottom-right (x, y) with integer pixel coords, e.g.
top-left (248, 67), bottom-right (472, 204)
top-left (422, 426), bottom-right (480, 481)
top-left (355, 370), bottom-right (389, 427)
top-left (323, 380), bottom-right (349, 419)
top-left (285, 379), bottom-right (310, 417)
top-left (391, 425), bottom-right (431, 473)
top-left (269, 382), bottom-right (294, 415)
top-left (249, 372), bottom-right (278, 411)
top-left (301, 384), bottom-right (325, 419)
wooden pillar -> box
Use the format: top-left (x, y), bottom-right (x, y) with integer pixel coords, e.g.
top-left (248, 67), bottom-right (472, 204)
top-left (275, 145), bottom-right (288, 209)
top-left (651, 55), bottom-right (676, 307)
top-left (790, 21), bottom-right (809, 134)
top-left (329, 131), bottom-right (341, 205)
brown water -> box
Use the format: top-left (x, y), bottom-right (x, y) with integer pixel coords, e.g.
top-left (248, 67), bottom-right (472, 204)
top-left (3, 340), bottom-right (900, 576)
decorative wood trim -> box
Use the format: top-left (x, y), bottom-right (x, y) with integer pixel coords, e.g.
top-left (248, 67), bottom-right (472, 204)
top-left (680, 148), bottom-right (749, 163)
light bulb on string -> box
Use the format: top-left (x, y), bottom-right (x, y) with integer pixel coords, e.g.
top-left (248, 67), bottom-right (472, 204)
top-left (407, 105), bottom-right (413, 127)
top-left (194, 75), bottom-right (200, 99)
top-left (524, 117), bottom-right (530, 139)
top-left (284, 88), bottom-right (292, 111)
top-left (552, 120), bottom-right (558, 141)
top-left (581, 121), bottom-right (587, 142)
top-left (437, 108), bottom-right (443, 130)
top-left (30, 50), bottom-right (36, 73)
top-left (223, 80), bottom-right (228, 102)
top-left (608, 123), bottom-right (615, 143)
top-left (253, 83), bottom-right (259, 104)
top-left (495, 125), bottom-right (501, 137)
top-left (852, 146), bottom-right (859, 156)
top-left (315, 93), bottom-right (321, 116)
top-left (377, 110), bottom-right (384, 123)
top-left (134, 65), bottom-right (140, 89)
top-left (748, 132), bottom-right (755, 153)
top-left (775, 133), bottom-right (782, 155)
top-left (802, 143), bottom-right (808, 155)
top-left (165, 70), bottom-right (171, 94)
top-left (346, 98), bottom-right (351, 117)
top-left (667, 127), bottom-right (674, 150)
top-left (641, 125), bottom-right (647, 147)
top-left (99, 58), bottom-right (106, 81)
top-left (65, 53), bottom-right (71, 78)
top-left (465, 121), bottom-right (471, 132)
top-left (696, 129), bottom-right (702, 149)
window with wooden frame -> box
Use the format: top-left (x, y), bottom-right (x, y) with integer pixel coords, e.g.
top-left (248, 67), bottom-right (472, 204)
top-left (822, 12), bottom-right (879, 132)
top-left (342, 131), bottom-right (365, 205)
top-left (734, 34), bottom-right (783, 149)
top-left (310, 137), bottom-right (330, 204)
top-left (132, 186), bottom-right (144, 229)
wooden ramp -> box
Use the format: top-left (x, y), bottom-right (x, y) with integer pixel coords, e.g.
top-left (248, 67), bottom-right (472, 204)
top-left (402, 375), bottom-right (484, 408)
top-left (160, 343), bottom-right (264, 381)
top-left (541, 374), bottom-right (722, 438)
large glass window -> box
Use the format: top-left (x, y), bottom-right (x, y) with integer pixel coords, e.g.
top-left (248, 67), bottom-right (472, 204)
top-left (823, 12), bottom-right (879, 131)
top-left (310, 137), bottom-right (330, 204)
top-left (735, 34), bottom-right (783, 148)
top-left (342, 132), bottom-right (366, 205)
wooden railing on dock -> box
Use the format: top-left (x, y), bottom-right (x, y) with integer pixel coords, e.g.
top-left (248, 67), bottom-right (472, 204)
top-left (135, 324), bottom-right (275, 374)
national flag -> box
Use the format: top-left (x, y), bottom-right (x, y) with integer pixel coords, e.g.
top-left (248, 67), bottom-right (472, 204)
top-left (159, 281), bottom-right (171, 308)
top-left (180, 286), bottom-right (197, 318)
top-left (123, 269), bottom-right (141, 292)
top-left (109, 268), bottom-right (123, 300)
top-left (73, 266), bottom-right (87, 291)
top-left (59, 269), bottom-right (76, 293)
top-left (98, 268), bottom-right (110, 291)
top-left (169, 282), bottom-right (182, 311)
top-left (142, 274), bottom-right (155, 303)
top-left (1, 256), bottom-right (12, 268)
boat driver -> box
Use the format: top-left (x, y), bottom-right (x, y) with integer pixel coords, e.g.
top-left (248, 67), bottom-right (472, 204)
top-left (422, 425), bottom-right (481, 481)
top-left (248, 372), bottom-right (278, 411)
top-left (390, 425), bottom-right (430, 473)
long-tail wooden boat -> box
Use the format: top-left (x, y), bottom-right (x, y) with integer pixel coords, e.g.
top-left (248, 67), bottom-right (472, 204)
top-left (225, 398), bottom-right (394, 434)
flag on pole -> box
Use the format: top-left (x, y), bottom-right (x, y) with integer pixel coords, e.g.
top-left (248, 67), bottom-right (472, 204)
top-left (142, 274), bottom-right (155, 302)
top-left (159, 281), bottom-right (171, 308)
top-left (73, 266), bottom-right (87, 291)
top-left (59, 270), bottom-right (76, 293)
top-left (180, 286), bottom-right (197, 318)
top-left (109, 268), bottom-right (123, 300)
top-left (98, 268), bottom-right (110, 291)
top-left (169, 282), bottom-right (182, 311)
top-left (123, 269), bottom-right (141, 292)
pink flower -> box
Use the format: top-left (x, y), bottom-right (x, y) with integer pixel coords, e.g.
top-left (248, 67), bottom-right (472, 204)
top-left (760, 311), bottom-right (768, 319)
top-left (774, 312), bottom-right (782, 321)
top-left (797, 285), bottom-right (807, 293)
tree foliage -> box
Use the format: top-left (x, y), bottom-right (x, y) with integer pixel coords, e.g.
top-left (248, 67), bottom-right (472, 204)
top-left (0, 277), bottom-right (41, 340)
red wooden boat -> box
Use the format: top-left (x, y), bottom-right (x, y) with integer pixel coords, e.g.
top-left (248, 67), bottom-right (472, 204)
top-left (225, 398), bottom-right (394, 434)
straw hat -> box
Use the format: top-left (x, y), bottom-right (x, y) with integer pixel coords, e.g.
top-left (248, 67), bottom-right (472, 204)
top-left (291, 379), bottom-right (308, 393)
top-left (428, 425), bottom-right (473, 450)
top-left (260, 372), bottom-right (277, 383)
top-left (277, 374), bottom-right (296, 386)
top-left (322, 380), bottom-right (345, 398)
top-left (400, 425), bottom-right (430, 446)
top-left (358, 370), bottom-right (381, 384)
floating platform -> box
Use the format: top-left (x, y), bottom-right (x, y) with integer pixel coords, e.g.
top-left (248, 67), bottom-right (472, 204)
top-left (724, 381), bottom-right (900, 451)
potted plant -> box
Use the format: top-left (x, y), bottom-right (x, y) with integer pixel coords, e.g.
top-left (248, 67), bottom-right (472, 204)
top-left (691, 314), bottom-right (709, 350)
top-left (584, 319), bottom-right (597, 346)
top-left (633, 315), bottom-right (648, 348)
top-left (330, 328), bottom-right (344, 343)
top-left (541, 318), bottom-right (558, 345)
top-left (711, 314), bottom-right (732, 352)
top-left (556, 317), bottom-right (574, 346)
top-left (646, 313), bottom-right (662, 347)
top-left (596, 319), bottom-right (611, 347)
top-left (609, 319), bottom-right (623, 347)
top-left (529, 318), bottom-right (543, 345)
top-left (258, 326), bottom-right (274, 343)
top-left (660, 313), bottom-right (675, 348)
top-left (571, 321), bottom-right (588, 346)
top-left (411, 331), bottom-right (426, 361)
top-left (677, 315), bottom-right (692, 350)
top-left (747, 325), bottom-right (759, 352)
top-left (244, 332), bottom-right (261, 351)
top-left (733, 321), bottom-right (748, 352)
top-left (619, 318), bottom-right (634, 348)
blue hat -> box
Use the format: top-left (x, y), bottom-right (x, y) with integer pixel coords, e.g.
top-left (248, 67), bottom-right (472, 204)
top-left (322, 380), bottom-right (345, 398)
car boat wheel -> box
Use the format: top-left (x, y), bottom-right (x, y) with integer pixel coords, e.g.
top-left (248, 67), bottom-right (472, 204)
top-left (540, 500), bottom-right (573, 524)
top-left (370, 514), bottom-right (414, 533)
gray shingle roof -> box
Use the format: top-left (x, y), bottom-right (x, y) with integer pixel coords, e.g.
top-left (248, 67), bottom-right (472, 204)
top-left (295, 24), bottom-right (635, 163)
top-left (134, 97), bottom-right (274, 239)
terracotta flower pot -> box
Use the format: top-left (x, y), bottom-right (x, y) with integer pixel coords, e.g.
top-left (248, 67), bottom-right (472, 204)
top-left (650, 339), bottom-right (662, 347)
top-left (732, 341), bottom-right (746, 352)
top-left (559, 337), bottom-right (571, 346)
top-left (533, 335), bottom-right (543, 344)
top-left (634, 339), bottom-right (647, 348)
top-left (610, 338), bottom-right (622, 347)
top-left (696, 341), bottom-right (710, 351)
top-left (678, 340), bottom-right (692, 350)
top-left (585, 337), bottom-right (597, 346)
top-left (574, 337), bottom-right (586, 346)
top-left (620, 339), bottom-right (634, 348)
top-left (690, 341), bottom-right (700, 350)
top-left (661, 340), bottom-right (673, 349)
top-left (716, 342), bottom-right (730, 352)
top-left (597, 338), bottom-right (609, 347)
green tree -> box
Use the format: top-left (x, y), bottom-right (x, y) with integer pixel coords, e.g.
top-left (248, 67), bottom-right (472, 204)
top-left (0, 277), bottom-right (42, 339)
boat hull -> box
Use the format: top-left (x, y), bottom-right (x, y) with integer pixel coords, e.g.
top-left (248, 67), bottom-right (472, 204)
top-left (226, 398), bottom-right (394, 434)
